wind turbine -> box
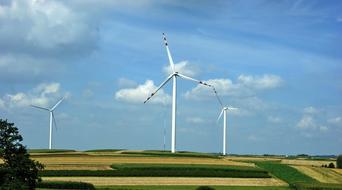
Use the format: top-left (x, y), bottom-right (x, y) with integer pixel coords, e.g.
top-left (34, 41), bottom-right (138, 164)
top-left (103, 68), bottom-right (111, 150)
top-left (144, 33), bottom-right (212, 153)
top-left (31, 97), bottom-right (64, 150)
top-left (217, 106), bottom-right (237, 155)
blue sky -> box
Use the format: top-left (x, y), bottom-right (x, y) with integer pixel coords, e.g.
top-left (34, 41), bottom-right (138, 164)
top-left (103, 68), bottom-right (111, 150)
top-left (0, 0), bottom-right (341, 155)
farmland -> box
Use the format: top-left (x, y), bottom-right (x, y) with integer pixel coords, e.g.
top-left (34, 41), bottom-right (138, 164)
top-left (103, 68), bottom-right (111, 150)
top-left (29, 149), bottom-right (342, 189)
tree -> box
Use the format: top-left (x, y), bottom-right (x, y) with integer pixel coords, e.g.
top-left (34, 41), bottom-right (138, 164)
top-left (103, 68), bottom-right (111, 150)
top-left (328, 162), bottom-right (335, 168)
top-left (0, 119), bottom-right (44, 189)
top-left (337, 155), bottom-right (342, 169)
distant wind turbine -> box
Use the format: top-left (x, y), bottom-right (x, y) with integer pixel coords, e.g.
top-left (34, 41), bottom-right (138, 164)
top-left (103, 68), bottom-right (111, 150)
top-left (217, 106), bottom-right (238, 155)
top-left (144, 33), bottom-right (212, 153)
top-left (31, 97), bottom-right (64, 150)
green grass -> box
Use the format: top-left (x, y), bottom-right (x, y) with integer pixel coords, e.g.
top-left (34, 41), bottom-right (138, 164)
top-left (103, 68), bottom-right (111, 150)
top-left (255, 161), bottom-right (317, 184)
top-left (84, 149), bottom-right (125, 152)
top-left (37, 181), bottom-right (95, 189)
top-left (120, 150), bottom-right (220, 159)
top-left (39, 163), bottom-right (270, 178)
top-left (28, 149), bottom-right (76, 153)
top-left (96, 186), bottom-right (291, 190)
top-left (291, 182), bottom-right (342, 190)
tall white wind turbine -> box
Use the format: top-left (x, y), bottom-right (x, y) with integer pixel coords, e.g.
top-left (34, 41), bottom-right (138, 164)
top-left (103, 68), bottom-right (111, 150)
top-left (144, 33), bottom-right (212, 153)
top-left (31, 97), bottom-right (64, 150)
top-left (217, 106), bottom-right (237, 155)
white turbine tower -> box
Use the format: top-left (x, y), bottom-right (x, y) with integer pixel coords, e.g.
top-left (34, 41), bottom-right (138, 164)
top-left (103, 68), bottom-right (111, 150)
top-left (217, 106), bottom-right (237, 156)
top-left (31, 97), bottom-right (64, 150)
top-left (144, 33), bottom-right (212, 153)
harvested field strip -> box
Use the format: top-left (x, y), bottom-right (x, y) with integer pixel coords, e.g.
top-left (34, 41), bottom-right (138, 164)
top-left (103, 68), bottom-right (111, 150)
top-left (255, 161), bottom-right (317, 184)
top-left (293, 166), bottom-right (342, 184)
top-left (96, 186), bottom-right (290, 190)
top-left (281, 159), bottom-right (333, 167)
top-left (44, 164), bottom-right (112, 170)
top-left (40, 164), bottom-right (270, 178)
top-left (42, 177), bottom-right (288, 186)
top-left (334, 169), bottom-right (342, 175)
top-left (32, 156), bottom-right (253, 167)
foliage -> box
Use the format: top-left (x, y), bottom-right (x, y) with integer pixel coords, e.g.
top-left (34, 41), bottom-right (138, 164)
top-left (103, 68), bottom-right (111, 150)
top-left (0, 119), bottom-right (44, 190)
top-left (39, 164), bottom-right (270, 178)
top-left (255, 161), bottom-right (317, 184)
top-left (337, 155), bottom-right (342, 169)
top-left (328, 163), bottom-right (335, 168)
top-left (37, 181), bottom-right (95, 189)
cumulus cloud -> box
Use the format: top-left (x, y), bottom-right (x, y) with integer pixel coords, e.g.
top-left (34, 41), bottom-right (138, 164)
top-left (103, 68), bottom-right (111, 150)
top-left (296, 115), bottom-right (316, 129)
top-left (115, 80), bottom-right (171, 105)
top-left (0, 82), bottom-right (68, 109)
top-left (163, 61), bottom-right (200, 77)
top-left (0, 0), bottom-right (98, 55)
top-left (117, 78), bottom-right (138, 88)
top-left (184, 74), bottom-right (282, 100)
top-left (327, 117), bottom-right (342, 125)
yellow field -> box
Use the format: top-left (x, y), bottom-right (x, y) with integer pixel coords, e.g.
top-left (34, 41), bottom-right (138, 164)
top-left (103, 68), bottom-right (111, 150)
top-left (31, 153), bottom-right (254, 171)
top-left (281, 159), bottom-right (333, 167)
top-left (293, 166), bottom-right (342, 184)
top-left (43, 177), bottom-right (287, 186)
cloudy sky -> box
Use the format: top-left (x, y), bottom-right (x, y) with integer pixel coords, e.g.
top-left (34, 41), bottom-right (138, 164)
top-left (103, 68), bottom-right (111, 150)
top-left (1, 0), bottom-right (341, 155)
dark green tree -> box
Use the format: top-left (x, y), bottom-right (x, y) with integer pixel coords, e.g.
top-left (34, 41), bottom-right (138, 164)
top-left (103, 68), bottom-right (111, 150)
top-left (0, 119), bottom-right (44, 189)
top-left (337, 155), bottom-right (342, 169)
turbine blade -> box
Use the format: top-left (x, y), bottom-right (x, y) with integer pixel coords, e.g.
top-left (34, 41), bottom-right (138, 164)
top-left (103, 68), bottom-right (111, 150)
top-left (52, 112), bottom-right (58, 132)
top-left (30, 105), bottom-right (49, 111)
top-left (228, 106), bottom-right (238, 110)
top-left (217, 109), bottom-right (224, 122)
top-left (163, 33), bottom-right (175, 73)
top-left (144, 74), bottom-right (174, 104)
top-left (51, 97), bottom-right (64, 111)
top-left (177, 73), bottom-right (212, 87)
top-left (211, 86), bottom-right (224, 107)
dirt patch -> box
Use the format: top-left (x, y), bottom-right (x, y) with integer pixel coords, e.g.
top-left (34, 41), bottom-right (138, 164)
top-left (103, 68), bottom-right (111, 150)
top-left (43, 177), bottom-right (288, 186)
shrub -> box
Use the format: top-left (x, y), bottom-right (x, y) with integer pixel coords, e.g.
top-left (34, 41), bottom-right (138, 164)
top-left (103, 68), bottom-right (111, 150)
top-left (337, 155), bottom-right (342, 169)
top-left (328, 163), bottom-right (335, 168)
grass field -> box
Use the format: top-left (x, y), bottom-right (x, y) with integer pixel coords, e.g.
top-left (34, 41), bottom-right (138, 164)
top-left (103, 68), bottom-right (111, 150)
top-left (27, 150), bottom-right (342, 189)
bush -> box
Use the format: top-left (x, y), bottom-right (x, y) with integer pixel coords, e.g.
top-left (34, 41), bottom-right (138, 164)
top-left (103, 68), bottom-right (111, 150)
top-left (37, 181), bottom-right (95, 189)
top-left (328, 163), bottom-right (335, 168)
top-left (196, 186), bottom-right (215, 190)
top-left (337, 155), bottom-right (342, 169)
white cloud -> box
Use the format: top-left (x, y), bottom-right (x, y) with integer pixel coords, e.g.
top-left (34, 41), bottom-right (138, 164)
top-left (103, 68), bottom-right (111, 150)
top-left (303, 106), bottom-right (318, 114)
top-left (1, 82), bottom-right (67, 109)
top-left (186, 117), bottom-right (205, 124)
top-left (267, 116), bottom-right (282, 123)
top-left (184, 74), bottom-right (282, 100)
top-left (115, 80), bottom-right (171, 105)
top-left (237, 74), bottom-right (283, 90)
top-left (163, 61), bottom-right (200, 77)
top-left (296, 115), bottom-right (316, 129)
top-left (327, 117), bottom-right (342, 125)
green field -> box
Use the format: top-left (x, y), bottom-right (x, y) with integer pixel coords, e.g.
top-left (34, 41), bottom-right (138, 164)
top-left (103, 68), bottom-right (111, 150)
top-left (39, 163), bottom-right (270, 178)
